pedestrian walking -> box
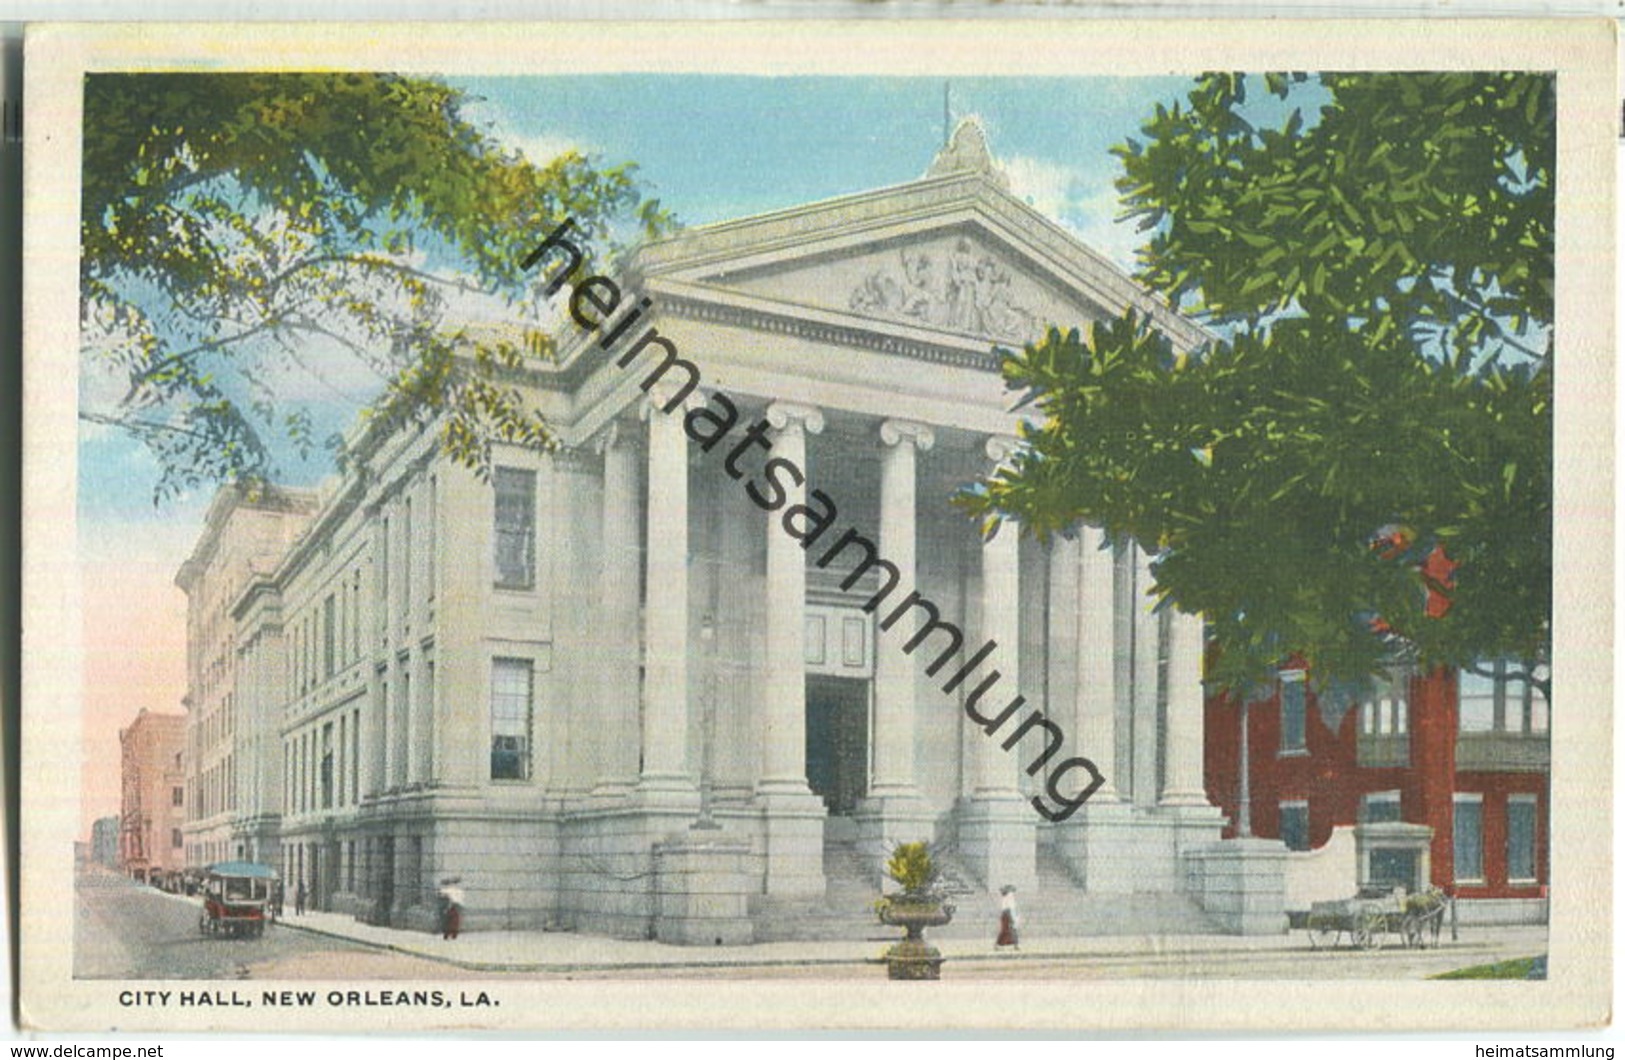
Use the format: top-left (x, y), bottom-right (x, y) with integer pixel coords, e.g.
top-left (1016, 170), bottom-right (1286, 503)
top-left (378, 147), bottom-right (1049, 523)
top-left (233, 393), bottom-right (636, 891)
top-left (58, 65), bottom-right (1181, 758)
top-left (996, 884), bottom-right (1020, 950)
top-left (438, 877), bottom-right (465, 940)
top-left (294, 878), bottom-right (307, 916)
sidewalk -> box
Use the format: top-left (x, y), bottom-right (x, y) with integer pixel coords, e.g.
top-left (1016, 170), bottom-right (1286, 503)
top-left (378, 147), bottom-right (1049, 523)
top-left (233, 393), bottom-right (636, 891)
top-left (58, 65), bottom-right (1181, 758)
top-left (270, 905), bottom-right (1548, 976)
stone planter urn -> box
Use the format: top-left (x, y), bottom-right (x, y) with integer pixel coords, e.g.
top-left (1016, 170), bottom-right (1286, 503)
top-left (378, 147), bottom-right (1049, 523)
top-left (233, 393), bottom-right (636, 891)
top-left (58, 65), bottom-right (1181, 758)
top-left (875, 841), bottom-right (955, 981)
top-left (877, 895), bottom-right (956, 980)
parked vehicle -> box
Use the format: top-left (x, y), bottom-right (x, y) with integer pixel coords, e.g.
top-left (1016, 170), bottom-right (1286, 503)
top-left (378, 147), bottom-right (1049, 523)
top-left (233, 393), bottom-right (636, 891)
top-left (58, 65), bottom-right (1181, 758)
top-left (1306, 886), bottom-right (1450, 950)
top-left (197, 862), bottom-right (278, 939)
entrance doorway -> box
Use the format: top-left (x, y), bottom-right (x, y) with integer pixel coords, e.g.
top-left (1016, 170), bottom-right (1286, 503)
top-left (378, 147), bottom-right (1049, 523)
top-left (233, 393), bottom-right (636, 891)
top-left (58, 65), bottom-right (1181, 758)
top-left (805, 675), bottom-right (869, 816)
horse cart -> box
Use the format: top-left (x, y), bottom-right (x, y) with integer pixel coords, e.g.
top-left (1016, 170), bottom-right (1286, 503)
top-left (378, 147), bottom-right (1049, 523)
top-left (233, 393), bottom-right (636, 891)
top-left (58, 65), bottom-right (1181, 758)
top-left (1306, 887), bottom-right (1448, 950)
top-left (197, 861), bottom-right (278, 939)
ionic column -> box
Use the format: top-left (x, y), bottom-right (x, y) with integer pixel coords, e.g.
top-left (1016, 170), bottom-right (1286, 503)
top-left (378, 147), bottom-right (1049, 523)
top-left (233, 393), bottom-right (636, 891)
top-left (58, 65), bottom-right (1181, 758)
top-left (1076, 526), bottom-right (1122, 801)
top-left (595, 421), bottom-right (642, 796)
top-left (1161, 608), bottom-right (1211, 805)
top-left (757, 401), bottom-right (824, 794)
top-left (638, 393), bottom-right (695, 793)
top-left (870, 418), bottom-right (934, 799)
top-left (973, 435), bottom-right (1023, 799)
top-left (1131, 543), bottom-right (1161, 808)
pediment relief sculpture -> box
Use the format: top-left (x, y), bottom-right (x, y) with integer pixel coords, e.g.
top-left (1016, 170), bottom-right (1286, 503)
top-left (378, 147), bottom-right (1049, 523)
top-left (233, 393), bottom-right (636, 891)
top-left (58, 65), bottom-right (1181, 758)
top-left (848, 238), bottom-right (1040, 343)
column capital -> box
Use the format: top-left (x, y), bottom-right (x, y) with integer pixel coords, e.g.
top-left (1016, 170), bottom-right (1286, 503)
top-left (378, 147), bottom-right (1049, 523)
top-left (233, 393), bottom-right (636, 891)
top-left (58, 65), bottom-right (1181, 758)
top-left (640, 383), bottom-right (705, 420)
top-left (766, 401), bottom-right (825, 436)
top-left (879, 419), bottom-right (935, 452)
top-left (984, 433), bottom-right (1022, 465)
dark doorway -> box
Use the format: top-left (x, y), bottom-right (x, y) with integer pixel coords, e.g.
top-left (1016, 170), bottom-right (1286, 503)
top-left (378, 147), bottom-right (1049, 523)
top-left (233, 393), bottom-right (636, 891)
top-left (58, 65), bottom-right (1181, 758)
top-left (805, 675), bottom-right (869, 816)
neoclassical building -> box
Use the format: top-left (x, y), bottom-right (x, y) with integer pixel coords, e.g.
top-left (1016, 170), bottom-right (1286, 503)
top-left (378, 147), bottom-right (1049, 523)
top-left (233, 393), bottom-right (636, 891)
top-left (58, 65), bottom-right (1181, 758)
top-left (182, 123), bottom-right (1270, 941)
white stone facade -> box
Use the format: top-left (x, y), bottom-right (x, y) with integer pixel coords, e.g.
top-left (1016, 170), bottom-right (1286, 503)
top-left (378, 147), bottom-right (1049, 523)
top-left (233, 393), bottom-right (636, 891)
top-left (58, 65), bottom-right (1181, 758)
top-left (185, 124), bottom-right (1228, 939)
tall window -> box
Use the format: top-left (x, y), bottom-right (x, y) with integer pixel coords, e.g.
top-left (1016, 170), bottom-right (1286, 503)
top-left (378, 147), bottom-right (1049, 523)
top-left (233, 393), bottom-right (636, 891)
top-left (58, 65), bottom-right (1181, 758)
top-left (172, 785), bottom-right (184, 807)
top-left (1279, 670), bottom-right (1307, 753)
top-left (1454, 794), bottom-right (1484, 882)
top-left (1460, 659), bottom-right (1549, 734)
top-left (1507, 795), bottom-right (1538, 882)
top-left (490, 658), bottom-right (534, 781)
top-left (322, 594), bottom-right (336, 679)
top-left (493, 467), bottom-right (537, 590)
top-left (1360, 673), bottom-right (1409, 735)
top-left (320, 724), bottom-right (334, 810)
top-left (1278, 800), bottom-right (1310, 851)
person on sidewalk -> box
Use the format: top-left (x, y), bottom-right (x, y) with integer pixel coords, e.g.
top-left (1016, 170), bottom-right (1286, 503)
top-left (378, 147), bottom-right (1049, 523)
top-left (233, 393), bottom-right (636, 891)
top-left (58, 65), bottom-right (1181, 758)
top-left (438, 878), bottom-right (465, 940)
top-left (294, 878), bottom-right (307, 916)
top-left (996, 884), bottom-right (1020, 951)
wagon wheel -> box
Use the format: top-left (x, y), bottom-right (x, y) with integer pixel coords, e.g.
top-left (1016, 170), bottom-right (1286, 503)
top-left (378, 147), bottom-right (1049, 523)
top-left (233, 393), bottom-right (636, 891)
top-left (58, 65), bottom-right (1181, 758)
top-left (1307, 919), bottom-right (1339, 950)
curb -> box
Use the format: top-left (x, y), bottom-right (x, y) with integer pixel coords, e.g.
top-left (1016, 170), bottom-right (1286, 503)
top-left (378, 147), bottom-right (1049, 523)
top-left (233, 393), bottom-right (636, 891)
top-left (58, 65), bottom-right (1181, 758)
top-left (269, 917), bottom-right (1512, 976)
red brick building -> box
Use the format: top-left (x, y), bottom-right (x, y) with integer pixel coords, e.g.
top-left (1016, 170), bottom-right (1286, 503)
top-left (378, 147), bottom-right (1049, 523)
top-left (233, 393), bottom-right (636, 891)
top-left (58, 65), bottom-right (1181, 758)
top-left (1204, 662), bottom-right (1548, 922)
top-left (118, 709), bottom-right (188, 883)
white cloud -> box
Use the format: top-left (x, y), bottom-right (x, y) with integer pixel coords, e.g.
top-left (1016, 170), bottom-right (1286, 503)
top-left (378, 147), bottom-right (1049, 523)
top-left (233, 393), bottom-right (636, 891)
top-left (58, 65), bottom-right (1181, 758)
top-left (1002, 154), bottom-right (1082, 225)
top-left (1002, 155), bottom-right (1144, 274)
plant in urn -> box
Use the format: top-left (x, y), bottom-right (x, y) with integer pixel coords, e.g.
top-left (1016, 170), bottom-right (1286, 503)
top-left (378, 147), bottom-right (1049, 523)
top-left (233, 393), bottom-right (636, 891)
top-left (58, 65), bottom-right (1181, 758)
top-left (874, 841), bottom-right (955, 980)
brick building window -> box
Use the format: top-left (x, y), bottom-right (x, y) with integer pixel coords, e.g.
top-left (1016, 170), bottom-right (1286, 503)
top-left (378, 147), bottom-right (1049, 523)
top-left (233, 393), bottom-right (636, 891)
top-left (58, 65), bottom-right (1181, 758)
top-left (1507, 795), bottom-right (1538, 883)
top-left (1278, 800), bottom-right (1310, 851)
top-left (171, 786), bottom-right (184, 807)
top-left (1279, 670), bottom-right (1307, 754)
top-left (1454, 794), bottom-right (1484, 882)
top-left (1361, 790), bottom-right (1402, 824)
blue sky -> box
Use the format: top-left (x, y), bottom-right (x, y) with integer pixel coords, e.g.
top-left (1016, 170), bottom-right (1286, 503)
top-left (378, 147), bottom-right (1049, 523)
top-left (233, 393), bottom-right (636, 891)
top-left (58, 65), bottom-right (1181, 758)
top-left (78, 73), bottom-right (1206, 530)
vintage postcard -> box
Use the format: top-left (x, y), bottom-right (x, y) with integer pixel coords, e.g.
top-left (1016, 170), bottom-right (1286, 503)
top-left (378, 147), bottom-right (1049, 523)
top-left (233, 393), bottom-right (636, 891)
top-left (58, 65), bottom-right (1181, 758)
top-left (20, 19), bottom-right (1614, 1032)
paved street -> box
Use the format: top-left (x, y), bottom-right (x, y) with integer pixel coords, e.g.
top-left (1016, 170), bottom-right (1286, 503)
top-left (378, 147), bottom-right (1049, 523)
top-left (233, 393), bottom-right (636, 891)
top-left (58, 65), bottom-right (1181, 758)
top-left (74, 869), bottom-right (453, 980)
top-left (76, 867), bottom-right (1546, 981)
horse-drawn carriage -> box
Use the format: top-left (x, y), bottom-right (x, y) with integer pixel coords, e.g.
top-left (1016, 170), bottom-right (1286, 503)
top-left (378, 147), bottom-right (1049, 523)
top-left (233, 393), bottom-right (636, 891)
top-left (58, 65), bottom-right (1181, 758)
top-left (197, 861), bottom-right (278, 939)
top-left (1306, 886), bottom-right (1449, 950)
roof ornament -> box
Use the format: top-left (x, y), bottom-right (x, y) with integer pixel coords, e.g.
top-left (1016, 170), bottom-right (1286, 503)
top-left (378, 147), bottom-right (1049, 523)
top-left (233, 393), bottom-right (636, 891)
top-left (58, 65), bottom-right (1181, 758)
top-left (925, 116), bottom-right (1010, 190)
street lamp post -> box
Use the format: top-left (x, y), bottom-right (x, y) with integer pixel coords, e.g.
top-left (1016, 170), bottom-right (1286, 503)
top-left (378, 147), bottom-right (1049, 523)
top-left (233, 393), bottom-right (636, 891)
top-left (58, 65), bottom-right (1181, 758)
top-left (1237, 700), bottom-right (1253, 838)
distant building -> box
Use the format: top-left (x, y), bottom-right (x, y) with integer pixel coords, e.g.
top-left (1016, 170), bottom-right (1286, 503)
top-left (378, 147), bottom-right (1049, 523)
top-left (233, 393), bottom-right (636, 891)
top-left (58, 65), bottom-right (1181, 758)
top-left (1205, 663), bottom-right (1549, 924)
top-left (118, 709), bottom-right (188, 881)
top-left (175, 485), bottom-right (318, 869)
top-left (90, 815), bottom-right (120, 868)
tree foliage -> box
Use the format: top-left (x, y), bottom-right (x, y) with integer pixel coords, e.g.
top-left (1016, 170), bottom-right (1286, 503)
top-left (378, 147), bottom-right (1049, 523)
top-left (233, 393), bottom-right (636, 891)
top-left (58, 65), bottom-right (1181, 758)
top-left (964, 73), bottom-right (1553, 693)
top-left (81, 73), bottom-right (673, 500)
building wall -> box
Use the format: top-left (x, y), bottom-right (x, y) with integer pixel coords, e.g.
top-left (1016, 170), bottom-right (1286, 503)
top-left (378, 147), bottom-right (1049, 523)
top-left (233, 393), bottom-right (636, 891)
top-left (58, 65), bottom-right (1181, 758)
top-left (118, 710), bottom-right (186, 879)
top-left (1204, 667), bottom-right (1548, 900)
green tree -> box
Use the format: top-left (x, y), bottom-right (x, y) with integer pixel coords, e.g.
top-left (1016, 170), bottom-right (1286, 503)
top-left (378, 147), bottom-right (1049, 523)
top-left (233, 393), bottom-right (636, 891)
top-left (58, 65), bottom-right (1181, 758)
top-left (81, 73), bottom-right (673, 500)
top-left (963, 73), bottom-right (1552, 694)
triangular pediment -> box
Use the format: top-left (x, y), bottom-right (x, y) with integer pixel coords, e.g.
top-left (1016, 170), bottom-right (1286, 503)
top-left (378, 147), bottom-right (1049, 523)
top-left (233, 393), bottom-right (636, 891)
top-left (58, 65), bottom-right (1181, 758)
top-left (636, 170), bottom-right (1210, 355)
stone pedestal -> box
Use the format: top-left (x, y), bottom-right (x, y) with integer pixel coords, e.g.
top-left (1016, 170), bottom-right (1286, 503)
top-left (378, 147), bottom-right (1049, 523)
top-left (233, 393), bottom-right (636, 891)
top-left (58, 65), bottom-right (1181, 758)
top-left (1186, 837), bottom-right (1290, 935)
top-left (1051, 798), bottom-right (1141, 893)
top-left (957, 796), bottom-right (1037, 894)
top-left (854, 795), bottom-right (936, 885)
top-left (653, 836), bottom-right (754, 946)
top-left (756, 792), bottom-right (827, 898)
